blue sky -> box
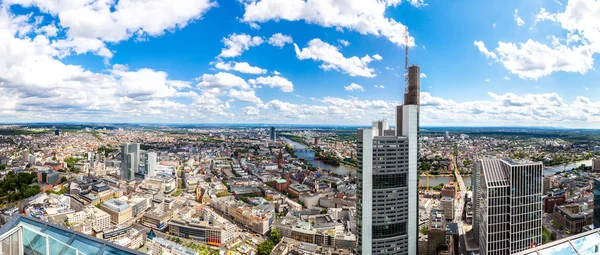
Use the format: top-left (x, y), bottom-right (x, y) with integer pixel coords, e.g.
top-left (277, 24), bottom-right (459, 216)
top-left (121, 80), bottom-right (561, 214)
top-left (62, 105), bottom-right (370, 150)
top-left (0, 0), bottom-right (599, 127)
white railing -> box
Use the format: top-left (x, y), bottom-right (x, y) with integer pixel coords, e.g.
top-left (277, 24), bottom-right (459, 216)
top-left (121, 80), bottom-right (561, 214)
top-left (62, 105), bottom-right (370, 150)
top-left (0, 223), bottom-right (83, 255)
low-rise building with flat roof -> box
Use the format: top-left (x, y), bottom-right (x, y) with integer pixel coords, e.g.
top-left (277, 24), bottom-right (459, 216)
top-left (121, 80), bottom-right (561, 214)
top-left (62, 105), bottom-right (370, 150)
top-left (101, 199), bottom-right (132, 224)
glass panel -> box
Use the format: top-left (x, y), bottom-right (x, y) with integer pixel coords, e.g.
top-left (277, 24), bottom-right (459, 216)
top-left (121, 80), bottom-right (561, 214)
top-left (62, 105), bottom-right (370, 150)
top-left (42, 226), bottom-right (73, 244)
top-left (1, 229), bottom-right (20, 255)
top-left (22, 226), bottom-right (47, 255)
top-left (537, 242), bottom-right (577, 255)
top-left (70, 235), bottom-right (103, 255)
top-left (19, 218), bottom-right (45, 232)
top-left (101, 245), bottom-right (136, 255)
top-left (570, 232), bottom-right (600, 252)
top-left (49, 235), bottom-right (79, 255)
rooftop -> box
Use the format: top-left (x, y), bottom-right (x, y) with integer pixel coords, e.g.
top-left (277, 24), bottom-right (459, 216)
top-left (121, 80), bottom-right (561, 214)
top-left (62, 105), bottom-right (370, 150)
top-left (103, 199), bottom-right (131, 212)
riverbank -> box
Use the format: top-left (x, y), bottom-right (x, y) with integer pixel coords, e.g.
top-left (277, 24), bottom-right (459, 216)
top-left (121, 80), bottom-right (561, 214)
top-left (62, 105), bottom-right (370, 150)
top-left (282, 137), bottom-right (356, 176)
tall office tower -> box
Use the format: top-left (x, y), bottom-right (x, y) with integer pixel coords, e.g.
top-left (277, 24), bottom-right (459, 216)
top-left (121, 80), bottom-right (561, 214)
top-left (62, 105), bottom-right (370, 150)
top-left (475, 159), bottom-right (543, 254)
top-left (54, 129), bottom-right (59, 136)
top-left (593, 178), bottom-right (600, 229)
top-left (145, 152), bottom-right (157, 178)
top-left (371, 121), bottom-right (389, 136)
top-left (120, 143), bottom-right (139, 180)
top-left (270, 127), bottom-right (276, 141)
top-left (472, 158), bottom-right (481, 243)
top-left (88, 152), bottom-right (94, 168)
top-left (357, 97), bottom-right (418, 253)
top-left (128, 143), bottom-right (140, 172)
top-left (404, 65), bottom-right (420, 109)
top-left (22, 150), bottom-right (29, 163)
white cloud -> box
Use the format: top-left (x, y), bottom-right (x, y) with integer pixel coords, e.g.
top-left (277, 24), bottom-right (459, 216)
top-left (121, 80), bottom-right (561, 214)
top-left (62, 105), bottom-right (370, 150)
top-left (473, 41), bottom-right (497, 59)
top-left (196, 72), bottom-right (250, 90)
top-left (6, 0), bottom-right (216, 58)
top-left (420, 73), bottom-right (427, 78)
top-left (514, 9), bottom-right (525, 27)
top-left (584, 87), bottom-right (590, 90)
top-left (493, 23), bottom-right (496, 29)
top-left (37, 24), bottom-right (58, 36)
top-left (214, 61), bottom-right (267, 74)
top-left (504, 75), bottom-right (511, 80)
top-left (373, 54), bottom-right (383, 61)
top-left (268, 33), bottom-right (293, 48)
top-left (495, 39), bottom-right (594, 80)
top-left (241, 0), bottom-right (415, 47)
top-left (374, 85), bottom-right (385, 88)
top-left (249, 76), bottom-right (294, 92)
top-left (485, 78), bottom-right (490, 82)
top-left (228, 89), bottom-right (263, 104)
top-left (344, 83), bottom-right (365, 92)
top-left (218, 33), bottom-right (264, 58)
top-left (242, 106), bottom-right (260, 115)
top-left (338, 39), bottom-right (349, 47)
top-left (294, 38), bottom-right (381, 77)
top-left (273, 70), bottom-right (281, 75)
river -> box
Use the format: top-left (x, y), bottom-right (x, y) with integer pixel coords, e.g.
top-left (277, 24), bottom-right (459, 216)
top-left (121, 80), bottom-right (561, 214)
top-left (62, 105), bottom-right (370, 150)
top-left (281, 137), bottom-right (357, 177)
top-left (419, 175), bottom-right (472, 187)
top-left (543, 159), bottom-right (593, 176)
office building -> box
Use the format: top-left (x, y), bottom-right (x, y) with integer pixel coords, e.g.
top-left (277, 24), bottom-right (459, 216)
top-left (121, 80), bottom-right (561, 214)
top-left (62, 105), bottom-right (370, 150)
top-left (357, 79), bottom-right (419, 254)
top-left (37, 170), bottom-right (59, 185)
top-left (440, 197), bottom-right (454, 221)
top-left (54, 129), bottom-right (60, 136)
top-left (101, 199), bottom-right (133, 224)
top-left (427, 209), bottom-right (448, 255)
top-left (152, 237), bottom-right (197, 255)
top-left (553, 203), bottom-right (592, 235)
top-left (593, 158), bottom-right (600, 171)
top-left (475, 158), bottom-right (543, 254)
top-left (145, 152), bottom-right (157, 177)
top-left (270, 127), bottom-right (276, 141)
top-left (593, 178), bottom-right (600, 229)
top-left (22, 149), bottom-right (29, 163)
top-left (88, 152), bottom-right (95, 168)
top-left (120, 143), bottom-right (140, 180)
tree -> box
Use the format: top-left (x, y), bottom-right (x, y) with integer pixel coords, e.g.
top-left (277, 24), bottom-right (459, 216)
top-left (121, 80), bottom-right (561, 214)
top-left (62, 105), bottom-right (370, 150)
top-left (61, 177), bottom-right (68, 183)
top-left (270, 229), bottom-right (281, 244)
top-left (320, 209), bottom-right (328, 214)
top-left (257, 241), bottom-right (274, 255)
top-left (0, 164), bottom-right (5, 170)
top-left (419, 226), bottom-right (429, 235)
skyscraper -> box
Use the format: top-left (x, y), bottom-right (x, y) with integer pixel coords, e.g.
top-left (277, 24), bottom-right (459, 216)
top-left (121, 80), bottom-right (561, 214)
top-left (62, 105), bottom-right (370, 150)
top-left (145, 152), bottom-right (157, 178)
top-left (357, 74), bottom-right (419, 254)
top-left (593, 178), bottom-right (600, 229)
top-left (475, 158), bottom-right (543, 254)
top-left (120, 143), bottom-right (140, 181)
top-left (270, 127), bottom-right (276, 141)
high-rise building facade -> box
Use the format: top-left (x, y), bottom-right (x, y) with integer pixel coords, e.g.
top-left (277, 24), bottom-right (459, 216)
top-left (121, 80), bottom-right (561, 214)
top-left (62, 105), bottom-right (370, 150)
top-left (270, 127), bottom-right (276, 141)
top-left (121, 143), bottom-right (140, 180)
top-left (145, 152), bottom-right (157, 177)
top-left (475, 159), bottom-right (543, 254)
top-left (357, 87), bottom-right (419, 254)
top-left (593, 178), bottom-right (600, 229)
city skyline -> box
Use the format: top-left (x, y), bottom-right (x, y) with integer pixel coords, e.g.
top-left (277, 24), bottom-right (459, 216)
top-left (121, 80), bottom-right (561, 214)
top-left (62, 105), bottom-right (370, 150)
top-left (1, 0), bottom-right (600, 127)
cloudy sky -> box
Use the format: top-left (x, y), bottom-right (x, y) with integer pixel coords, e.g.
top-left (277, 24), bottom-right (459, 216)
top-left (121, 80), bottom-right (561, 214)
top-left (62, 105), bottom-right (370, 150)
top-left (0, 0), bottom-right (599, 127)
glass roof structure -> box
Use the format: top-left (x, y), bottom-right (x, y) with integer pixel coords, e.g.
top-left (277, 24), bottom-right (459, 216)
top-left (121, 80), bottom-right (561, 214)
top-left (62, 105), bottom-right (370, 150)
top-left (0, 214), bottom-right (145, 255)
top-left (516, 228), bottom-right (600, 255)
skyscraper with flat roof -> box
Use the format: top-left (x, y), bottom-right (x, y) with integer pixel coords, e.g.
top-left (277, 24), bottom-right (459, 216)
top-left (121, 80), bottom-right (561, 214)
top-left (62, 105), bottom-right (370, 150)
top-left (475, 158), bottom-right (543, 254)
top-left (121, 143), bottom-right (139, 180)
top-left (145, 152), bottom-right (157, 177)
top-left (270, 127), bottom-right (276, 141)
top-left (357, 72), bottom-right (419, 254)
